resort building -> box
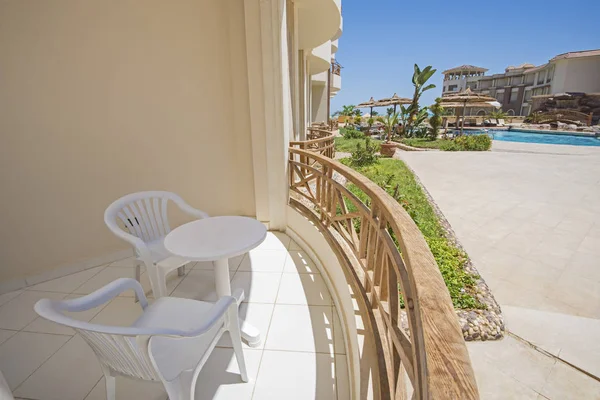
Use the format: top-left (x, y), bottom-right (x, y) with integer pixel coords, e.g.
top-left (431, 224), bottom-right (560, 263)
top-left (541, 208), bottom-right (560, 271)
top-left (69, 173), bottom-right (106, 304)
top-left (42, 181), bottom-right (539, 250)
top-left (441, 65), bottom-right (488, 95)
top-left (442, 49), bottom-right (600, 116)
top-left (0, 1), bottom-right (477, 399)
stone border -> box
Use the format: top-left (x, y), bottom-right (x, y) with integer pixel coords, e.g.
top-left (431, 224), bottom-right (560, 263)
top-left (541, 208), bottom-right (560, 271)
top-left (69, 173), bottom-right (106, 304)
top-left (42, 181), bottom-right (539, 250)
top-left (402, 161), bottom-right (505, 341)
top-left (392, 142), bottom-right (436, 152)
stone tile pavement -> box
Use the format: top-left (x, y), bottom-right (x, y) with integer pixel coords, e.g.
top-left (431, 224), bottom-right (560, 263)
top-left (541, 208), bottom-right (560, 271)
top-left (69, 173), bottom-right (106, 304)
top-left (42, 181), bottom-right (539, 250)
top-left (398, 140), bottom-right (600, 399)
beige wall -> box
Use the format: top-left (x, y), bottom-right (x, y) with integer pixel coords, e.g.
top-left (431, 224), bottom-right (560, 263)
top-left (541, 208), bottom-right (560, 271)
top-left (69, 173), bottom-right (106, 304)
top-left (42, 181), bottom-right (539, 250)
top-left (0, 0), bottom-right (255, 282)
top-left (311, 83), bottom-right (329, 123)
top-left (551, 56), bottom-right (600, 94)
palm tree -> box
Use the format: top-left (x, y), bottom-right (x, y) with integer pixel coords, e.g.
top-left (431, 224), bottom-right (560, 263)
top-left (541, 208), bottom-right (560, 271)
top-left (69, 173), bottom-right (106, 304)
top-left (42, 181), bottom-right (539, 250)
top-left (405, 64), bottom-right (437, 136)
top-left (489, 110), bottom-right (507, 120)
top-left (386, 107), bottom-right (394, 116)
top-left (340, 105), bottom-right (356, 117)
top-left (371, 110), bottom-right (379, 117)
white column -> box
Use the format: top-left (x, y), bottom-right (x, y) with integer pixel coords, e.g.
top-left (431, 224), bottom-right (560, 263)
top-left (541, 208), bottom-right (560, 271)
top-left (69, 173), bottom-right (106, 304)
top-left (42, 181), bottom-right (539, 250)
top-left (244, 0), bottom-right (291, 230)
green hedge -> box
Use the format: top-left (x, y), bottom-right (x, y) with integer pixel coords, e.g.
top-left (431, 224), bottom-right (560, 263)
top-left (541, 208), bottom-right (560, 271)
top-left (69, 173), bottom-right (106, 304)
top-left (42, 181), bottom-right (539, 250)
top-left (339, 127), bottom-right (365, 139)
top-left (441, 134), bottom-right (492, 151)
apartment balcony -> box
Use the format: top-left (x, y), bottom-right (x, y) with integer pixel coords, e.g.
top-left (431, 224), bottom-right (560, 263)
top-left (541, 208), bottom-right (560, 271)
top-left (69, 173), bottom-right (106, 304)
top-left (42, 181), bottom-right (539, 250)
top-left (0, 231), bottom-right (350, 400)
top-left (309, 41), bottom-right (332, 75)
top-left (331, 39), bottom-right (339, 54)
top-left (297, 0), bottom-right (342, 50)
top-left (331, 73), bottom-right (341, 93)
top-left (330, 60), bottom-right (342, 94)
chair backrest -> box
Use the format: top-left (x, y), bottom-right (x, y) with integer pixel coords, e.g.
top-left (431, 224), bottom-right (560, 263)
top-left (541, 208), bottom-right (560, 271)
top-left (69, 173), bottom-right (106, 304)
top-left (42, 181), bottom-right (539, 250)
top-left (35, 293), bottom-right (163, 381)
top-left (105, 191), bottom-right (184, 246)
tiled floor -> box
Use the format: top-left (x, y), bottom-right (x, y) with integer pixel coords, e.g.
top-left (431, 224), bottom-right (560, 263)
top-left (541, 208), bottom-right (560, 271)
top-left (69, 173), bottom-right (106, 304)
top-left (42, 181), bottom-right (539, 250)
top-left (399, 141), bottom-right (600, 398)
top-left (0, 232), bottom-right (349, 400)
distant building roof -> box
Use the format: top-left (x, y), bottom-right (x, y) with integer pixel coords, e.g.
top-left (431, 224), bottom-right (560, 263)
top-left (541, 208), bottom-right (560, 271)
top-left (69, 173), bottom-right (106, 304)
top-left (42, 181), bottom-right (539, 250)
top-left (443, 65), bottom-right (488, 74)
top-left (522, 63), bottom-right (549, 74)
top-left (550, 49), bottom-right (600, 61)
top-left (505, 63), bottom-right (536, 72)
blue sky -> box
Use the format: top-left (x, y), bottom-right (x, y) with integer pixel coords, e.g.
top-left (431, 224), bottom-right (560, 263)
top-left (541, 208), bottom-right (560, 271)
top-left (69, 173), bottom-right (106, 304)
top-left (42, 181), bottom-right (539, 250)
top-left (331, 0), bottom-right (600, 114)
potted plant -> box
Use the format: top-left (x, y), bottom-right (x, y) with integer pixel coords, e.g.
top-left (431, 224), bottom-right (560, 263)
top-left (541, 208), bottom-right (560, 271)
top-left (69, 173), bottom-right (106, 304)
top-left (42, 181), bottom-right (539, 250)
top-left (380, 112), bottom-right (399, 157)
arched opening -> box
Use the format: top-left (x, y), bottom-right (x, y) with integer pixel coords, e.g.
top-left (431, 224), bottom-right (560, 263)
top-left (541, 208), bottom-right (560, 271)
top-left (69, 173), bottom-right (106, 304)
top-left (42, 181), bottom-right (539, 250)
top-left (476, 109), bottom-right (486, 116)
top-left (506, 109), bottom-right (515, 116)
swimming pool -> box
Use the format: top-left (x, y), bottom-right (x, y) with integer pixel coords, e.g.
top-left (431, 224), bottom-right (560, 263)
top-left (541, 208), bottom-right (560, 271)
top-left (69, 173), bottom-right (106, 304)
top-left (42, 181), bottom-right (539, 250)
top-left (466, 129), bottom-right (600, 147)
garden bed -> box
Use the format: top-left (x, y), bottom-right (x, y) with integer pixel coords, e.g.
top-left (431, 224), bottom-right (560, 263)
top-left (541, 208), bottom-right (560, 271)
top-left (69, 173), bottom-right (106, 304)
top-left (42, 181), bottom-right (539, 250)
top-left (400, 135), bottom-right (492, 151)
top-left (339, 156), bottom-right (504, 341)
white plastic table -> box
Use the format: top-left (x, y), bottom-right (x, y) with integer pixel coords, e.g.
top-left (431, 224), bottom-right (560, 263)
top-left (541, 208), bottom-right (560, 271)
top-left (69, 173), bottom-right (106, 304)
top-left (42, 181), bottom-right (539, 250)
top-left (164, 216), bottom-right (267, 347)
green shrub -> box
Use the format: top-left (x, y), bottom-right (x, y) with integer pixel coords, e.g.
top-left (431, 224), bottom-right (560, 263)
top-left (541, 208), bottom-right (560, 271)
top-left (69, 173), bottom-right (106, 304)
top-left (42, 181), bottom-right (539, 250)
top-left (338, 158), bottom-right (483, 309)
top-left (340, 127), bottom-right (365, 139)
top-left (442, 134), bottom-right (491, 151)
top-left (350, 137), bottom-right (379, 167)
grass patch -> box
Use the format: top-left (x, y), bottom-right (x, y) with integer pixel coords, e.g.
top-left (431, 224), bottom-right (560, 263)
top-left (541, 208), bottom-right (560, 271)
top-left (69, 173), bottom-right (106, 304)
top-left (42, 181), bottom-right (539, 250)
top-left (339, 157), bottom-right (483, 310)
top-left (335, 136), bottom-right (381, 153)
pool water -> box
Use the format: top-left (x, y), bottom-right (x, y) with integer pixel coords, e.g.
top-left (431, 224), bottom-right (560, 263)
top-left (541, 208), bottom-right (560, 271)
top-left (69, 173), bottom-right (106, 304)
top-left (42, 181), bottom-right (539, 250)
top-left (464, 129), bottom-right (600, 147)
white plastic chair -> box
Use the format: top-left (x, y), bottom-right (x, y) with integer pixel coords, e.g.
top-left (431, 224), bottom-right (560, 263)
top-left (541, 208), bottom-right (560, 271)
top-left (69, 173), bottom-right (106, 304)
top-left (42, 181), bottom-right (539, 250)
top-left (34, 278), bottom-right (248, 400)
top-left (104, 191), bottom-right (209, 299)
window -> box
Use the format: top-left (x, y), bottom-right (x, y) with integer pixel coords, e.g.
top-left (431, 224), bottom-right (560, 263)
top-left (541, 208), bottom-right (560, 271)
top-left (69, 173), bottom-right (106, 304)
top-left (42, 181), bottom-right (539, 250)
top-left (524, 90), bottom-right (532, 101)
top-left (546, 67), bottom-right (553, 83)
top-left (509, 88), bottom-right (519, 103)
top-left (537, 72), bottom-right (545, 85)
top-left (448, 85), bottom-right (458, 92)
top-left (496, 92), bottom-right (504, 102)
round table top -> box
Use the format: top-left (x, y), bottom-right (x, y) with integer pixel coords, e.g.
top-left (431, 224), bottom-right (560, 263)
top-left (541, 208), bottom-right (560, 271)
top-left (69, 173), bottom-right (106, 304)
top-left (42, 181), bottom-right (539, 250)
top-left (164, 216), bottom-right (267, 261)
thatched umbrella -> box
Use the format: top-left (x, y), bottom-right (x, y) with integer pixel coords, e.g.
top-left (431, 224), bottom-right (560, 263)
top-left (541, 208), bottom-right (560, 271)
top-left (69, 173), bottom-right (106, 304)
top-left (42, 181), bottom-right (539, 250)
top-left (376, 93), bottom-right (412, 113)
top-left (441, 88), bottom-right (497, 134)
top-left (356, 97), bottom-right (378, 116)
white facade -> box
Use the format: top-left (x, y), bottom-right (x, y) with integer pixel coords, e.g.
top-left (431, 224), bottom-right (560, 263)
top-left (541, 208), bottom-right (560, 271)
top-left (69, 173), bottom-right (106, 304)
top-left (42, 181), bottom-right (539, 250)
top-left (441, 65), bottom-right (488, 95)
top-left (551, 55), bottom-right (600, 94)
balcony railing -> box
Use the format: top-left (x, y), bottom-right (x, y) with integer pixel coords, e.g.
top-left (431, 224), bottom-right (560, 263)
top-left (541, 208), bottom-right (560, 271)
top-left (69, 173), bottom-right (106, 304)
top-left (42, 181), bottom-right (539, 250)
top-left (332, 60), bottom-right (342, 76)
top-left (290, 128), bottom-right (335, 158)
top-left (288, 148), bottom-right (479, 399)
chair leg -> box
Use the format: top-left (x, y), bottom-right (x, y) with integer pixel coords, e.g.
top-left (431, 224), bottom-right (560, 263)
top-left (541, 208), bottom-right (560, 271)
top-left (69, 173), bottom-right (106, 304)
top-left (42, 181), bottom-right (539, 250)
top-left (228, 306), bottom-right (249, 382)
top-left (104, 373), bottom-right (116, 400)
top-left (134, 263), bottom-right (142, 303)
top-left (163, 370), bottom-right (195, 400)
top-left (177, 265), bottom-right (185, 277)
top-left (147, 265), bottom-right (167, 299)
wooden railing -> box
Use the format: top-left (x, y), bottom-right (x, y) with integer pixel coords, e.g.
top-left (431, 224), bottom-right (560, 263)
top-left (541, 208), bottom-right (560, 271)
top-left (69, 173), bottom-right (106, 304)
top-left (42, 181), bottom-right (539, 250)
top-left (534, 110), bottom-right (593, 126)
top-left (288, 148), bottom-right (479, 399)
top-left (290, 128), bottom-right (335, 158)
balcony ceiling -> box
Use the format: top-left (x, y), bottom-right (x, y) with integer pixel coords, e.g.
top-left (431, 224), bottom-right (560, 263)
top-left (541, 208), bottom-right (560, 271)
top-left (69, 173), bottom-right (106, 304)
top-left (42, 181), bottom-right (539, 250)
top-left (297, 0), bottom-right (341, 50)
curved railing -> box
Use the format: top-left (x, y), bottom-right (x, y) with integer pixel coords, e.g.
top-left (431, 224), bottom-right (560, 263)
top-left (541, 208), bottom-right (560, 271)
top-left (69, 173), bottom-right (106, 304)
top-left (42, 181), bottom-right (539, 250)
top-left (290, 128), bottom-right (335, 158)
top-left (288, 148), bottom-right (479, 399)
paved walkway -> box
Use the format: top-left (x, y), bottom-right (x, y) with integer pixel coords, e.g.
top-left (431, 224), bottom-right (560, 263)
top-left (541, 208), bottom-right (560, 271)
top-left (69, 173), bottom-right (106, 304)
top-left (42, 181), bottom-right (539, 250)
top-left (398, 140), bottom-right (600, 399)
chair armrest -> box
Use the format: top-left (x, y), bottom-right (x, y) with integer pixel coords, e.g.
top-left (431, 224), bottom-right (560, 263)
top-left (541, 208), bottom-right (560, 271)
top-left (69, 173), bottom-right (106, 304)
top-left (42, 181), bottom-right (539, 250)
top-left (48, 278), bottom-right (149, 313)
top-left (173, 198), bottom-right (209, 220)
